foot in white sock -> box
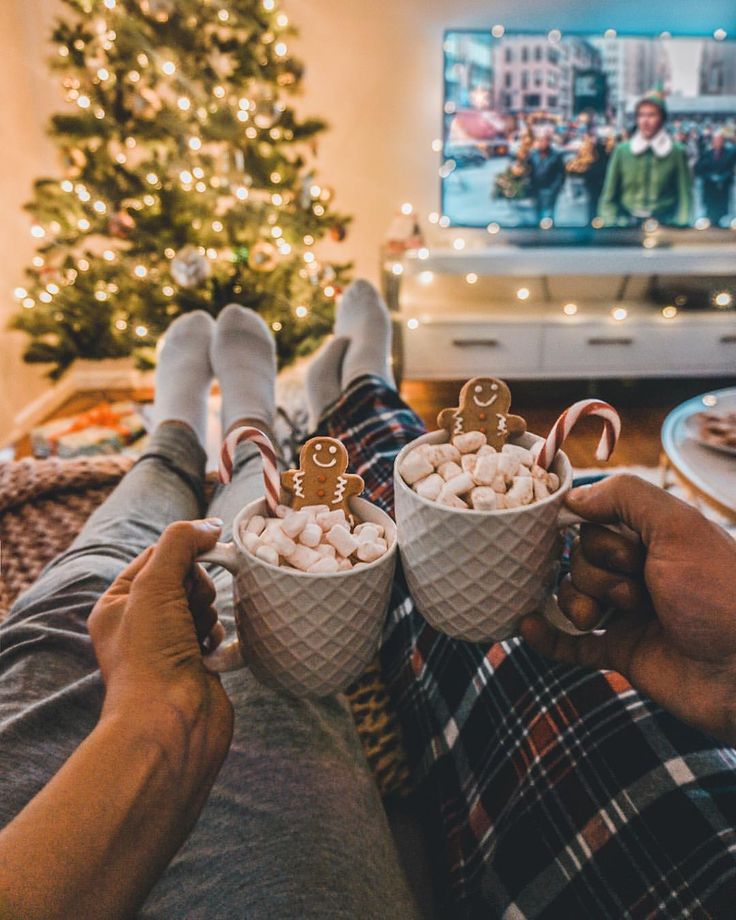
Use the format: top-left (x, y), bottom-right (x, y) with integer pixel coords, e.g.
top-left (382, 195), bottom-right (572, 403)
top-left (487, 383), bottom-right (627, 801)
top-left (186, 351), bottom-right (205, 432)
top-left (211, 303), bottom-right (277, 435)
top-left (152, 311), bottom-right (214, 444)
top-left (334, 279), bottom-right (395, 390)
top-left (305, 335), bottom-right (349, 429)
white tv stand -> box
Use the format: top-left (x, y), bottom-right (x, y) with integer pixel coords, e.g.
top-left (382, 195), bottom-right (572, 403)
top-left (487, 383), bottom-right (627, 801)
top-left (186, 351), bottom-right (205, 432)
top-left (383, 245), bottom-right (736, 381)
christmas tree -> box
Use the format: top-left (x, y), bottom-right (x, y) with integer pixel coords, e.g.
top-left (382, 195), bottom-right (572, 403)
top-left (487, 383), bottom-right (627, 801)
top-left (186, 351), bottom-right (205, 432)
top-left (11, 0), bottom-right (351, 378)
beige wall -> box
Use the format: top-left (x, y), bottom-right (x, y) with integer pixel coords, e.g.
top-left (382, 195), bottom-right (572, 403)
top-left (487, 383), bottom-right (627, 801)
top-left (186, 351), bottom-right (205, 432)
top-left (1, 0), bottom-right (60, 439)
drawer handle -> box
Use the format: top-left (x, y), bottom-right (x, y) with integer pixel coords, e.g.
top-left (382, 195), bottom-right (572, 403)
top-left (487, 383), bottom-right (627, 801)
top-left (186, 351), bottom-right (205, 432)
top-left (720, 335), bottom-right (736, 344)
top-left (586, 337), bottom-right (633, 346)
top-left (452, 338), bottom-right (499, 348)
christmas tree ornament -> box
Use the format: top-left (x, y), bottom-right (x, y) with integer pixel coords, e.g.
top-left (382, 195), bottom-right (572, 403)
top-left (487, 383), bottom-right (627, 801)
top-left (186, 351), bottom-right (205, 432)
top-left (171, 245), bottom-right (212, 287)
top-left (107, 211), bottom-right (135, 238)
top-left (329, 222), bottom-right (347, 242)
top-left (139, 0), bottom-right (174, 22)
top-left (248, 240), bottom-right (278, 272)
top-left (209, 51), bottom-right (235, 79)
top-left (130, 87), bottom-right (163, 119)
top-left (385, 213), bottom-right (424, 254)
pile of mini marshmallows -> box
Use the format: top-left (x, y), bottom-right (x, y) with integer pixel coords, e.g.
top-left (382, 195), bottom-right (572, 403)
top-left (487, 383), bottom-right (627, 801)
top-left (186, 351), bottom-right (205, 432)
top-left (240, 505), bottom-right (389, 573)
top-left (399, 431), bottom-right (560, 511)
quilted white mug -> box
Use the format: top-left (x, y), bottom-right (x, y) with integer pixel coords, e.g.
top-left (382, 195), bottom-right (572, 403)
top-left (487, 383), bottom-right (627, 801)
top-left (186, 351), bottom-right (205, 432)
top-left (197, 496), bottom-right (397, 697)
top-left (394, 430), bottom-right (602, 643)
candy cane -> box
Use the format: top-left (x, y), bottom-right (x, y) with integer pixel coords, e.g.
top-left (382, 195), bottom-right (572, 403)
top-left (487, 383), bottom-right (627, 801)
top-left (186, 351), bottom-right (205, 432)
top-left (220, 426), bottom-right (280, 514)
top-left (535, 399), bottom-right (621, 470)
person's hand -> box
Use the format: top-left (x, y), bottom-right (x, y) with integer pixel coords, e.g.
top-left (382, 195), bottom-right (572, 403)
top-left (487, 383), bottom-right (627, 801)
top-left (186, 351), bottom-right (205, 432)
top-left (88, 519), bottom-right (233, 760)
top-left (520, 475), bottom-right (736, 746)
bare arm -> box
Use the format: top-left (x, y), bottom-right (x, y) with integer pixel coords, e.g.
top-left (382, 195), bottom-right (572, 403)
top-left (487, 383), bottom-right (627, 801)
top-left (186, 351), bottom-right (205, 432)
top-left (0, 521), bottom-right (233, 920)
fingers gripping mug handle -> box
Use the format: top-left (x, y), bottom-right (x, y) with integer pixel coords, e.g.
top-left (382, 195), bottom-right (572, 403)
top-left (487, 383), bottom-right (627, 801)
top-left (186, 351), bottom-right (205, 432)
top-left (542, 509), bottom-right (622, 636)
top-left (197, 542), bottom-right (247, 673)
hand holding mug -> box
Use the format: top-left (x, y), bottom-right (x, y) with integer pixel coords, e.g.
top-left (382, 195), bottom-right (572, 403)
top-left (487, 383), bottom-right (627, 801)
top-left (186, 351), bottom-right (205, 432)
top-left (521, 475), bottom-right (736, 747)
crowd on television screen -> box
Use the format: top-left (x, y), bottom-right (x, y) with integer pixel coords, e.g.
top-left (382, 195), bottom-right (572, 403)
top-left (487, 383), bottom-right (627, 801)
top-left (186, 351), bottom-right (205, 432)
top-left (446, 91), bottom-right (736, 230)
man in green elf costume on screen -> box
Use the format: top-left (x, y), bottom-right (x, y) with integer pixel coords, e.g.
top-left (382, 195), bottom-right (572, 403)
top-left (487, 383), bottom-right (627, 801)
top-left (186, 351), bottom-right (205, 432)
top-left (598, 90), bottom-right (693, 227)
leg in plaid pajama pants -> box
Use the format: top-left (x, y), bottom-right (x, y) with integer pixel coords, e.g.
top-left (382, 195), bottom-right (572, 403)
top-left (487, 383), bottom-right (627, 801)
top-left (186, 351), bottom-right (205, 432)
top-left (317, 375), bottom-right (736, 920)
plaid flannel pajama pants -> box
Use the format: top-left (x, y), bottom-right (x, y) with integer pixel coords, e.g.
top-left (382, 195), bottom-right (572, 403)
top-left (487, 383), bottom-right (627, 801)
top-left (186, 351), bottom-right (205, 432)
top-left (319, 376), bottom-right (736, 920)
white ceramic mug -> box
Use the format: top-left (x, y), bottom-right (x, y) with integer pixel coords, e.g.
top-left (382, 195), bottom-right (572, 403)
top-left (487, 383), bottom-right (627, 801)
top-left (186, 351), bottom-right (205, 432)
top-left (198, 496), bottom-right (397, 697)
top-left (394, 430), bottom-right (606, 643)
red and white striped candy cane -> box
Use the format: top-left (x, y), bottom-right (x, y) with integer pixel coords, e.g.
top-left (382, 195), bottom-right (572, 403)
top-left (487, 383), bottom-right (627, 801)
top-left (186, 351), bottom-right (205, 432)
top-left (535, 399), bottom-right (621, 470)
top-left (220, 426), bottom-right (280, 515)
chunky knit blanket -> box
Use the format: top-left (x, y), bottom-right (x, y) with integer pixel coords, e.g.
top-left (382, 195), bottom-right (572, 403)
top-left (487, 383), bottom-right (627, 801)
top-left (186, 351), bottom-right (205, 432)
top-left (0, 455), bottom-right (410, 800)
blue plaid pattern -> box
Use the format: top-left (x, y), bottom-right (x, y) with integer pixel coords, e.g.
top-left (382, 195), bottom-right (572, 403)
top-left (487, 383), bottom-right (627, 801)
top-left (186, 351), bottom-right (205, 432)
top-left (319, 376), bottom-right (736, 919)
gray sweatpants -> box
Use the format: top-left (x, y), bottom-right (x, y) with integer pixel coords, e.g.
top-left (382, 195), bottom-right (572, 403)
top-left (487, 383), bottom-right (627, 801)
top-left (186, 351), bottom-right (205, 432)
top-left (0, 425), bottom-right (418, 919)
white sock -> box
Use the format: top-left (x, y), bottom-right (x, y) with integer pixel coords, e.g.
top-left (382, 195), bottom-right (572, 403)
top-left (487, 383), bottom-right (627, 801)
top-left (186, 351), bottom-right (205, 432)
top-left (211, 303), bottom-right (277, 434)
top-left (334, 279), bottom-right (395, 390)
top-left (305, 336), bottom-right (349, 429)
top-left (152, 311), bottom-right (214, 444)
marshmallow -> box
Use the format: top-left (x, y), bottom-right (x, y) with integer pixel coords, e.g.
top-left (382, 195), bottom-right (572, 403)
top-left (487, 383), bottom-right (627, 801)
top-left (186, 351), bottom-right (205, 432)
top-left (516, 466), bottom-right (532, 478)
top-left (308, 556), bottom-right (341, 574)
top-left (300, 504), bottom-right (330, 517)
top-left (530, 464), bottom-right (546, 480)
top-left (269, 528), bottom-right (297, 557)
top-left (477, 444), bottom-right (497, 456)
top-left (400, 450), bottom-right (434, 485)
top-left (275, 504), bottom-right (290, 518)
top-left (472, 453), bottom-right (499, 486)
top-left (354, 523), bottom-right (383, 543)
top-left (470, 486), bottom-right (497, 511)
top-left (546, 472), bottom-right (560, 492)
top-left (428, 443), bottom-right (461, 466)
top-left (453, 430), bottom-right (487, 454)
top-left (506, 476), bottom-right (534, 506)
top-left (327, 524), bottom-right (358, 558)
top-left (281, 510), bottom-right (309, 538)
top-left (461, 454), bottom-right (477, 474)
top-left (495, 493), bottom-right (508, 510)
top-left (298, 523), bottom-right (322, 547)
top-left (415, 473), bottom-right (444, 501)
top-left (438, 493), bottom-right (468, 509)
top-left (243, 531), bottom-right (260, 553)
top-left (354, 522), bottom-right (384, 538)
top-left (286, 545), bottom-right (322, 572)
top-left (533, 479), bottom-right (550, 502)
top-left (502, 444), bottom-right (534, 467)
top-left (338, 558), bottom-right (353, 571)
top-left (438, 461), bottom-right (463, 481)
top-left (245, 515), bottom-right (266, 536)
top-left (316, 509), bottom-right (347, 531)
top-left (356, 541), bottom-right (385, 563)
top-left (255, 544), bottom-right (279, 566)
top-left (315, 542), bottom-right (337, 557)
top-left (497, 453), bottom-right (520, 482)
top-left (491, 475), bottom-right (507, 493)
top-left (441, 472), bottom-right (475, 497)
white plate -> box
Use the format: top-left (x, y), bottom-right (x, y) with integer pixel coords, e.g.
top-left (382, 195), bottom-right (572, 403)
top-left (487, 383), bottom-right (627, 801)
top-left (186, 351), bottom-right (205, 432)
top-left (685, 409), bottom-right (736, 458)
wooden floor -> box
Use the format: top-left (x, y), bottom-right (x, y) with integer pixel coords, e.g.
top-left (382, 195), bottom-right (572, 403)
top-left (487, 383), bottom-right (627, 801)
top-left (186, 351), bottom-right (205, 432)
top-left (13, 376), bottom-right (736, 469)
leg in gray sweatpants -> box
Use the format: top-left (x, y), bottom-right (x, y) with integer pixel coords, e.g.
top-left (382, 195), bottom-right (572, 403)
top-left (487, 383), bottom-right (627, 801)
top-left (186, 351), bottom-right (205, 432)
top-left (0, 424), bottom-right (417, 919)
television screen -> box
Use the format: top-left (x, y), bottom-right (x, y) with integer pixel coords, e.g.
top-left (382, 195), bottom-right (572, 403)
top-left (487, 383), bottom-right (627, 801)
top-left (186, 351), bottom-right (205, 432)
top-left (442, 30), bottom-right (736, 231)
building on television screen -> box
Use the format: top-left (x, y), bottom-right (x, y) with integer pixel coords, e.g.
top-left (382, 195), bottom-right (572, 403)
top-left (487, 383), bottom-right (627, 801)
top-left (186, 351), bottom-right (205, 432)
top-left (442, 31), bottom-right (736, 231)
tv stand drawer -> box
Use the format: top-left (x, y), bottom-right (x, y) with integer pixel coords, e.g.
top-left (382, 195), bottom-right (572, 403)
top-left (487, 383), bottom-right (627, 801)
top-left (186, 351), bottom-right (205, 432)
top-left (401, 320), bottom-right (543, 379)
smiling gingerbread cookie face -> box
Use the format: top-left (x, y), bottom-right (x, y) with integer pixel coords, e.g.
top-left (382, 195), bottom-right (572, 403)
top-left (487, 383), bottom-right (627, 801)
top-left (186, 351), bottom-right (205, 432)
top-left (281, 436), bottom-right (364, 520)
top-left (437, 375), bottom-right (527, 449)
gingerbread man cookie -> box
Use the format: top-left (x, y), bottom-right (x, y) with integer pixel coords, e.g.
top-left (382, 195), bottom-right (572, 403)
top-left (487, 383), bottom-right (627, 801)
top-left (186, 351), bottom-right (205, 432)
top-left (281, 436), bottom-right (364, 521)
top-left (437, 376), bottom-right (526, 450)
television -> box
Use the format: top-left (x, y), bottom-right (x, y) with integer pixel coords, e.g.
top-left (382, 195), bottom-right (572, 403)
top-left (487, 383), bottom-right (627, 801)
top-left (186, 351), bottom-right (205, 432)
top-left (441, 29), bottom-right (736, 238)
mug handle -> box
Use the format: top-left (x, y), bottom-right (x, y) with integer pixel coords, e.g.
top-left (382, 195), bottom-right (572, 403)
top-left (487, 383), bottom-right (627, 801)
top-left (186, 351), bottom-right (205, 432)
top-left (541, 509), bottom-right (626, 637)
top-left (197, 542), bottom-right (247, 673)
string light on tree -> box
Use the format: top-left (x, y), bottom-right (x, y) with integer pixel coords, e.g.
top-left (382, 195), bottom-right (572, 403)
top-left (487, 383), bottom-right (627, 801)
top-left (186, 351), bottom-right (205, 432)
top-left (12, 0), bottom-right (350, 376)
